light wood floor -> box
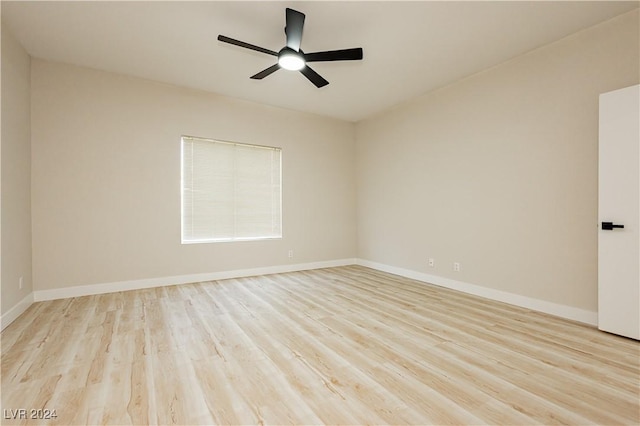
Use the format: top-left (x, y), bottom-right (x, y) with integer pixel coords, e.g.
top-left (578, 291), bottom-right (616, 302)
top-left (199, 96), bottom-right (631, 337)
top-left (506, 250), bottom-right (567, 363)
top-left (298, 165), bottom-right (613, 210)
top-left (1, 266), bottom-right (639, 425)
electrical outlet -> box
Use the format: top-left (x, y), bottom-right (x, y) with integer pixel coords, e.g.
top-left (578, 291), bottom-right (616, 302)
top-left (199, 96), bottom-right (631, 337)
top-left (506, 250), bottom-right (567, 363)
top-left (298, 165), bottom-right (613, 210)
top-left (453, 262), bottom-right (461, 272)
top-left (288, 250), bottom-right (294, 258)
top-left (428, 258), bottom-right (435, 268)
top-left (19, 276), bottom-right (23, 290)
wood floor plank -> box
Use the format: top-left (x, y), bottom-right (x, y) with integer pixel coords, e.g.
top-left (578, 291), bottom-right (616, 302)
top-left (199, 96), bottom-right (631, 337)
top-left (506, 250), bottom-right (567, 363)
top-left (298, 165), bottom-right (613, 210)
top-left (2, 266), bottom-right (638, 425)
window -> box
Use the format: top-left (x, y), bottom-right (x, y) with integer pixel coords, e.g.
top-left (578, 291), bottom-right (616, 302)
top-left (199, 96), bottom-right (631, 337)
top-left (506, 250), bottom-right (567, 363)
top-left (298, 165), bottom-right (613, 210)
top-left (181, 136), bottom-right (282, 243)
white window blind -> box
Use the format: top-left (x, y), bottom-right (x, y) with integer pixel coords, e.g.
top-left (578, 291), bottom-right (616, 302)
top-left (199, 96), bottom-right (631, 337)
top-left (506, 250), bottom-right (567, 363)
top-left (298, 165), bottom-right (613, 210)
top-left (181, 136), bottom-right (282, 243)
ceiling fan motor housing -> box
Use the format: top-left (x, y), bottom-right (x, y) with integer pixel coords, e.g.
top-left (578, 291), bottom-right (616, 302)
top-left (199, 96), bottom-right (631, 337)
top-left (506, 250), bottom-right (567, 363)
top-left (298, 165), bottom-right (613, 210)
top-left (278, 47), bottom-right (306, 71)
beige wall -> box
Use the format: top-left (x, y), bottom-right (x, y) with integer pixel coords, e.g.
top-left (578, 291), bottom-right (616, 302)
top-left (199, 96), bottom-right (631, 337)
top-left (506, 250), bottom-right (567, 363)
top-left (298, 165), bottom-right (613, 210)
top-left (356, 10), bottom-right (639, 312)
top-left (1, 26), bottom-right (32, 315)
top-left (31, 60), bottom-right (356, 291)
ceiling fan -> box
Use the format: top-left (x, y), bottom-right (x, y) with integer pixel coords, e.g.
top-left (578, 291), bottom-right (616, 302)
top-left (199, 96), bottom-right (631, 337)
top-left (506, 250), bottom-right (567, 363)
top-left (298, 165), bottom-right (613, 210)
top-left (217, 8), bottom-right (363, 88)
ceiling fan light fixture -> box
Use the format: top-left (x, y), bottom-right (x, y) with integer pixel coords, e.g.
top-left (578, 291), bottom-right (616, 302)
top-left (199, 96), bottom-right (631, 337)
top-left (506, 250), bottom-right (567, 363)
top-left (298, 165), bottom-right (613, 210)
top-left (218, 8), bottom-right (363, 87)
top-left (278, 49), bottom-right (305, 71)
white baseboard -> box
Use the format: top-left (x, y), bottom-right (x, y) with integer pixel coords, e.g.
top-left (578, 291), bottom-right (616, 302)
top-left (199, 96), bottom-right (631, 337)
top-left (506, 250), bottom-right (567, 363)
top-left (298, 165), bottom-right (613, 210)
top-left (356, 259), bottom-right (598, 326)
top-left (33, 258), bottom-right (357, 302)
top-left (9, 257), bottom-right (598, 329)
top-left (1, 293), bottom-right (35, 331)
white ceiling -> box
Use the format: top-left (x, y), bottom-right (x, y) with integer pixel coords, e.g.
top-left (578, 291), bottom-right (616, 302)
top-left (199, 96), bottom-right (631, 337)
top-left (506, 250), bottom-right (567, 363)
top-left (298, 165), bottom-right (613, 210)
top-left (2, 1), bottom-right (638, 122)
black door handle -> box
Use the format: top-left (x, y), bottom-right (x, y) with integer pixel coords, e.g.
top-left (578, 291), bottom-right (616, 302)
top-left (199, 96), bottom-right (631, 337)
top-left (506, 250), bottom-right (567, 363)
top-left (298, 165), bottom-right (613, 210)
top-left (602, 222), bottom-right (624, 230)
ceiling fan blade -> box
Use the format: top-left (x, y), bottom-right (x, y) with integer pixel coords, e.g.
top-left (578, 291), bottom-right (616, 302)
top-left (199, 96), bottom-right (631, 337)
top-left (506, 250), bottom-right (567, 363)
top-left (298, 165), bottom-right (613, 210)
top-left (250, 64), bottom-right (281, 80)
top-left (304, 47), bottom-right (363, 62)
top-left (285, 8), bottom-right (305, 51)
top-left (300, 65), bottom-right (329, 88)
top-left (218, 35), bottom-right (278, 56)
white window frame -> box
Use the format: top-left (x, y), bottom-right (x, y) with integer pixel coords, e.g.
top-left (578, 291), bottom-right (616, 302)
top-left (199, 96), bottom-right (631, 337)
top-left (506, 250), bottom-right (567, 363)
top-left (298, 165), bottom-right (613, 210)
top-left (181, 135), bottom-right (282, 244)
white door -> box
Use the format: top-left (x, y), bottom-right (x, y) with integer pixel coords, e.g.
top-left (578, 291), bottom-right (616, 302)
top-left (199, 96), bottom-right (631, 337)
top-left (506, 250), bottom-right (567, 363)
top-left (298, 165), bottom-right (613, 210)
top-left (598, 84), bottom-right (640, 340)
